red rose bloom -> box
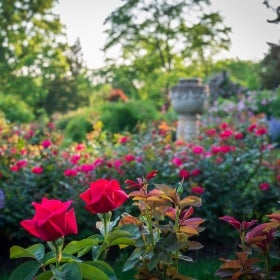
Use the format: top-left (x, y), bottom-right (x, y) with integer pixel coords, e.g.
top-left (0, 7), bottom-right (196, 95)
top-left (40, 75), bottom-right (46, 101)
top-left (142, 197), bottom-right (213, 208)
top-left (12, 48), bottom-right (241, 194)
top-left (20, 198), bottom-right (77, 241)
top-left (179, 169), bottom-right (190, 179)
top-left (259, 182), bottom-right (269, 191)
top-left (16, 159), bottom-right (28, 168)
top-left (10, 165), bottom-right (19, 172)
top-left (32, 166), bottom-right (44, 174)
top-left (235, 132), bottom-right (244, 139)
top-left (248, 123), bottom-right (257, 132)
top-left (41, 139), bottom-right (52, 148)
top-left (220, 129), bottom-right (233, 139)
top-left (64, 169), bottom-right (78, 176)
top-left (125, 154), bottom-right (135, 162)
top-left (192, 145), bottom-right (204, 154)
top-left (80, 179), bottom-right (129, 214)
top-left (191, 186), bottom-right (205, 195)
top-left (255, 127), bottom-right (268, 136)
top-left (172, 157), bottom-right (183, 167)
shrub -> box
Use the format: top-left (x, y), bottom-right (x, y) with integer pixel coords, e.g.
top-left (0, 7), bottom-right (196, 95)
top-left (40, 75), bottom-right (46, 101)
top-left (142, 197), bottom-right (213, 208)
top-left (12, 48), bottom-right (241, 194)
top-left (99, 100), bottom-right (159, 133)
top-left (55, 109), bottom-right (95, 142)
top-left (0, 95), bottom-right (34, 123)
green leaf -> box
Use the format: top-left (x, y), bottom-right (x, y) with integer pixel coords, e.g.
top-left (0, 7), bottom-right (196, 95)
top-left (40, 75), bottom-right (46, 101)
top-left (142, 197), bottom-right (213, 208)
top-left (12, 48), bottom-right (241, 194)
top-left (36, 271), bottom-right (53, 280)
top-left (111, 237), bottom-right (135, 247)
top-left (60, 263), bottom-right (82, 280)
top-left (107, 216), bottom-right (121, 232)
top-left (85, 261), bottom-right (117, 280)
top-left (96, 241), bottom-right (109, 260)
top-left (10, 244), bottom-right (45, 262)
top-left (63, 235), bottom-right (103, 255)
top-left (9, 260), bottom-right (41, 280)
top-left (42, 251), bottom-right (55, 264)
top-left (44, 252), bottom-right (82, 265)
top-left (107, 229), bottom-right (132, 244)
top-left (79, 263), bottom-right (110, 280)
top-left (123, 247), bottom-right (143, 272)
top-left (118, 224), bottom-right (140, 239)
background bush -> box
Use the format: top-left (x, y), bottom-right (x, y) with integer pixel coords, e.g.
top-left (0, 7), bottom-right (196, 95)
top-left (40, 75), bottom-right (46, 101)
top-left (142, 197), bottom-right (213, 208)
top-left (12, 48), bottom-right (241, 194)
top-left (99, 100), bottom-right (160, 133)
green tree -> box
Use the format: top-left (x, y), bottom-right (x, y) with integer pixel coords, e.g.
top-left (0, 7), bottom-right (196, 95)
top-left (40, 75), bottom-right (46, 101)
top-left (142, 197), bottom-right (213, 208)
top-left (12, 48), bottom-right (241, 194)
top-left (259, 44), bottom-right (280, 89)
top-left (0, 1), bottom-right (93, 121)
top-left (0, 0), bottom-right (69, 116)
top-left (102, 0), bottom-right (231, 104)
top-left (44, 38), bottom-right (91, 115)
top-left (209, 59), bottom-right (261, 90)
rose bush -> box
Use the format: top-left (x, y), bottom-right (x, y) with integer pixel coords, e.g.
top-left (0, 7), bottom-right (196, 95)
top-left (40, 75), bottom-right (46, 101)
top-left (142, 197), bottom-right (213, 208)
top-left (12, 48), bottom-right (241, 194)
top-left (9, 172), bottom-right (205, 280)
top-left (0, 101), bottom-right (280, 252)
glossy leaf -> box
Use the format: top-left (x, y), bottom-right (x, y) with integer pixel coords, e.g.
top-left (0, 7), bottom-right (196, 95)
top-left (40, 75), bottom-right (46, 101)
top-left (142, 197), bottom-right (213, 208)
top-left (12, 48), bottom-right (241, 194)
top-left (63, 235), bottom-right (103, 255)
top-left (36, 271), bottom-right (53, 280)
top-left (60, 263), bottom-right (82, 280)
top-left (85, 261), bottom-right (117, 280)
top-left (79, 263), bottom-right (111, 280)
top-left (123, 247), bottom-right (143, 272)
top-left (44, 252), bottom-right (82, 265)
top-left (10, 244), bottom-right (45, 262)
top-left (9, 260), bottom-right (41, 280)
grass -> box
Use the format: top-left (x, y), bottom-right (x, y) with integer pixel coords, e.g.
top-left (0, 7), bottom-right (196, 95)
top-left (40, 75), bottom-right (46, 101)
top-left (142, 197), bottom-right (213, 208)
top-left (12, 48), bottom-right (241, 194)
top-left (113, 256), bottom-right (220, 280)
top-left (180, 259), bottom-right (220, 280)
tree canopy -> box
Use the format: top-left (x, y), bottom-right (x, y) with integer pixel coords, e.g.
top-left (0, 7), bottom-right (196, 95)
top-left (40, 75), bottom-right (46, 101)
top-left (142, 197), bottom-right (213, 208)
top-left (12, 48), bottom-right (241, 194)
top-left (103, 0), bottom-right (231, 73)
top-left (0, 0), bottom-right (92, 121)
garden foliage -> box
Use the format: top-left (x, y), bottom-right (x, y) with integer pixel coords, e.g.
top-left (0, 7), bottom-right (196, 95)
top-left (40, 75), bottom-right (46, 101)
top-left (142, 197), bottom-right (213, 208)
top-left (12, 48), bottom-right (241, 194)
top-left (1, 91), bottom-right (280, 278)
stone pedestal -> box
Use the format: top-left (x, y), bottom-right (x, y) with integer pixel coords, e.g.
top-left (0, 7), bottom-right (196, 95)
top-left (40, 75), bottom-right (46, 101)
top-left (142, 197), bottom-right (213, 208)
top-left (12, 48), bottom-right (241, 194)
top-left (170, 78), bottom-right (205, 141)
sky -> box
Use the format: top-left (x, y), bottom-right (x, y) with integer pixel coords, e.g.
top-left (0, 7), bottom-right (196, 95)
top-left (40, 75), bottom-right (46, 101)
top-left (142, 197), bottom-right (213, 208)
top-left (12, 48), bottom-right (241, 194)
top-left (54, 0), bottom-right (280, 69)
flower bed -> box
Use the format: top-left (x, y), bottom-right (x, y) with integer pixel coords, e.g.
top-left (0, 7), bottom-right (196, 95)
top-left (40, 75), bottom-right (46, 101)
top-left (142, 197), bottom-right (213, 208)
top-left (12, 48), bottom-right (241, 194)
top-left (1, 102), bottom-right (280, 278)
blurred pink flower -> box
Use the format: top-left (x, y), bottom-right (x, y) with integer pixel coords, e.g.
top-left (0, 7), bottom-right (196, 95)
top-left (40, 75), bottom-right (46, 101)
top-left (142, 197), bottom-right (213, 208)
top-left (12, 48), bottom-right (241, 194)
top-left (248, 123), bottom-right (257, 132)
top-left (255, 127), bottom-right (268, 136)
top-left (32, 166), bottom-right (44, 174)
top-left (220, 129), bottom-right (233, 139)
top-left (191, 169), bottom-right (201, 176)
top-left (192, 145), bottom-right (204, 154)
top-left (205, 129), bottom-right (216, 136)
top-left (219, 122), bottom-right (229, 130)
top-left (191, 186), bottom-right (205, 195)
top-left (119, 136), bottom-right (130, 144)
top-left (234, 132), bottom-right (244, 139)
top-left (64, 169), bottom-right (78, 177)
top-left (16, 159), bottom-right (28, 168)
top-left (93, 158), bottom-right (103, 168)
top-left (179, 169), bottom-right (190, 179)
top-left (259, 182), bottom-right (269, 191)
top-left (172, 157), bottom-right (183, 167)
top-left (70, 154), bottom-right (81, 165)
top-left (10, 165), bottom-right (19, 172)
top-left (76, 143), bottom-right (86, 151)
top-left (41, 139), bottom-right (52, 148)
top-left (125, 154), bottom-right (135, 162)
top-left (79, 164), bottom-right (94, 173)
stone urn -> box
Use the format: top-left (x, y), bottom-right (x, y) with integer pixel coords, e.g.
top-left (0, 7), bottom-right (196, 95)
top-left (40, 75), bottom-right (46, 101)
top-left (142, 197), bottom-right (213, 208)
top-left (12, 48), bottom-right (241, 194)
top-left (170, 78), bottom-right (206, 141)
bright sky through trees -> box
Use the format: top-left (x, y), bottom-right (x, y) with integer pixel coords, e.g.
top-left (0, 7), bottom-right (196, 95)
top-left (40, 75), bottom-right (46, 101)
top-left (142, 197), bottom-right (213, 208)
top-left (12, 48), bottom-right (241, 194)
top-left (54, 0), bottom-right (279, 69)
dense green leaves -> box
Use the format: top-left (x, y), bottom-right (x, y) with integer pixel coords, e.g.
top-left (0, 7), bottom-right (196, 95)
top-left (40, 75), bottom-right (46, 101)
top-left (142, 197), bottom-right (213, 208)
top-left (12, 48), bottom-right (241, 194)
top-left (0, 0), bottom-right (92, 120)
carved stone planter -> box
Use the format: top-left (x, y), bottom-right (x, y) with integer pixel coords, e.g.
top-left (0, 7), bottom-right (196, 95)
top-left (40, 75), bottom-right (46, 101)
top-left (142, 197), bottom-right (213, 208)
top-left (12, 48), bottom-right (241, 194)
top-left (170, 78), bottom-right (206, 141)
